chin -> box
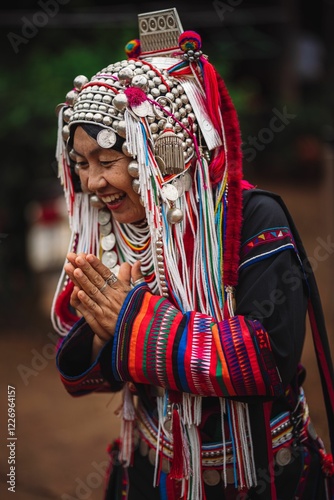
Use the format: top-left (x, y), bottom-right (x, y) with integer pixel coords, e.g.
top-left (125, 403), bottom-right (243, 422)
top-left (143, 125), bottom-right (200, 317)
top-left (113, 212), bottom-right (146, 225)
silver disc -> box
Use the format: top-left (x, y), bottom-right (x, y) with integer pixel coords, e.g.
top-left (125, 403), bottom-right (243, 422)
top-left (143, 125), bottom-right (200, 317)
top-left (101, 233), bottom-right (116, 251)
top-left (133, 100), bottom-right (152, 117)
top-left (203, 469), bottom-right (221, 486)
top-left (161, 184), bottom-right (179, 201)
top-left (101, 250), bottom-right (117, 268)
top-left (275, 447), bottom-right (292, 466)
top-left (97, 129), bottom-right (117, 148)
top-left (99, 221), bottom-right (112, 236)
top-left (98, 209), bottom-right (111, 225)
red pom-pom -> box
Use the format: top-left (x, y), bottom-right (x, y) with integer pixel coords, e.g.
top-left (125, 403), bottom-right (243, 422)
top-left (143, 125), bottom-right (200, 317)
top-left (125, 39), bottom-right (141, 59)
top-left (178, 30), bottom-right (202, 52)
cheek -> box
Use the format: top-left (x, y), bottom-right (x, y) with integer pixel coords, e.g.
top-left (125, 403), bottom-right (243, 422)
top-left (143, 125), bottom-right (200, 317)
top-left (77, 170), bottom-right (89, 191)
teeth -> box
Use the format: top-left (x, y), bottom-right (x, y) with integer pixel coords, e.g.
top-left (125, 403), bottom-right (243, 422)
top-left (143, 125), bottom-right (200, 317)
top-left (101, 194), bottom-right (123, 203)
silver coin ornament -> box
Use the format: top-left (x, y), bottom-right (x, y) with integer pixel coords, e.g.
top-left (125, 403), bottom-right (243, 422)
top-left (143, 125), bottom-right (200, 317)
top-left (101, 233), bottom-right (116, 251)
top-left (98, 208), bottom-right (111, 225)
top-left (161, 184), bottom-right (179, 202)
top-left (132, 100), bottom-right (152, 118)
top-left (101, 250), bottom-right (118, 269)
top-left (97, 129), bottom-right (117, 149)
top-left (100, 221), bottom-right (112, 236)
top-left (203, 469), bottom-right (221, 486)
top-left (275, 447), bottom-right (292, 466)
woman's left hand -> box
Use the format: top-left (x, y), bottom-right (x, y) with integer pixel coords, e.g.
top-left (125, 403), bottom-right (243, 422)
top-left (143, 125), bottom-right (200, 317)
top-left (65, 252), bottom-right (143, 342)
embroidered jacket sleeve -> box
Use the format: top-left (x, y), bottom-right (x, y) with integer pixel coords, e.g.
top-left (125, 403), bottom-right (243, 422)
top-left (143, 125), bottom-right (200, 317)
top-left (56, 317), bottom-right (123, 396)
top-left (111, 190), bottom-right (308, 397)
top-left (236, 189), bottom-right (308, 386)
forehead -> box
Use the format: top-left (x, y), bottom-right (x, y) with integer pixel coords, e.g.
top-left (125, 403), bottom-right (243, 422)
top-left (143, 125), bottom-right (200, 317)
top-left (72, 127), bottom-right (120, 158)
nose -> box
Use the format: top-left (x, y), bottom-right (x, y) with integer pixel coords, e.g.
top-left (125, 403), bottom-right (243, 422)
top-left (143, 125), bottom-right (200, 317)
top-left (87, 164), bottom-right (107, 192)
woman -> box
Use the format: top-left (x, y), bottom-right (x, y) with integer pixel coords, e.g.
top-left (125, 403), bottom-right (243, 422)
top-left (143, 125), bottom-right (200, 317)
top-left (53, 8), bottom-right (333, 499)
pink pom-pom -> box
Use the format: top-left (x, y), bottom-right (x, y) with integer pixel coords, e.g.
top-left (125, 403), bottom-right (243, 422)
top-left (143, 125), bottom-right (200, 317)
top-left (125, 39), bottom-right (141, 59)
top-left (178, 30), bottom-right (202, 52)
top-left (124, 87), bottom-right (147, 107)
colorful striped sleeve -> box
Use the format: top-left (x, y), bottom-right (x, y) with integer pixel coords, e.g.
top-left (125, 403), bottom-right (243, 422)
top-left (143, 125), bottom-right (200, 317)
top-left (111, 285), bottom-right (283, 399)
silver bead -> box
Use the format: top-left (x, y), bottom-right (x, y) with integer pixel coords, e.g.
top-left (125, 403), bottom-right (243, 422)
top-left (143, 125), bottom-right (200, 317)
top-left (62, 125), bottom-right (70, 141)
top-left (113, 93), bottom-right (128, 111)
top-left (89, 195), bottom-right (105, 208)
top-left (118, 67), bottom-right (134, 85)
top-left (63, 107), bottom-right (73, 123)
top-left (167, 208), bottom-right (183, 224)
top-left (66, 89), bottom-right (78, 106)
top-left (131, 75), bottom-right (148, 91)
top-left (103, 116), bottom-right (112, 126)
top-left (102, 94), bottom-right (112, 104)
top-left (128, 160), bottom-right (139, 178)
top-left (151, 88), bottom-right (160, 98)
top-left (150, 123), bottom-right (159, 134)
top-left (115, 120), bottom-right (126, 138)
top-left (132, 178), bottom-right (140, 193)
top-left (122, 142), bottom-right (133, 157)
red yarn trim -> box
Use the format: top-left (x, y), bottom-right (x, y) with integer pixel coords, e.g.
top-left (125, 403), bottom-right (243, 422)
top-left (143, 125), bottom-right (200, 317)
top-left (214, 70), bottom-right (243, 288)
top-left (54, 280), bottom-right (80, 327)
top-left (169, 408), bottom-right (184, 479)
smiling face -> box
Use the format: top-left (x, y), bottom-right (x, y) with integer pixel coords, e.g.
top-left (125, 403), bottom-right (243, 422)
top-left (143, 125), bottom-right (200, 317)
top-left (72, 126), bottom-right (146, 225)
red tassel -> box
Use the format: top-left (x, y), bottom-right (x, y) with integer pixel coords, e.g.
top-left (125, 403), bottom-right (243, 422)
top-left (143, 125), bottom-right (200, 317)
top-left (319, 449), bottom-right (334, 476)
top-left (200, 56), bottom-right (221, 133)
top-left (169, 408), bottom-right (184, 479)
top-left (215, 70), bottom-right (244, 287)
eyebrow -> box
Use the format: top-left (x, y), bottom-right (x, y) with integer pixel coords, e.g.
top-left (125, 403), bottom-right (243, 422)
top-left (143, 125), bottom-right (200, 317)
top-left (71, 146), bottom-right (101, 157)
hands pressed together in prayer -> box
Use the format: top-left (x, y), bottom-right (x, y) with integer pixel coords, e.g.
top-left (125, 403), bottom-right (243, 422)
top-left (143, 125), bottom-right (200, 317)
top-left (64, 252), bottom-right (143, 359)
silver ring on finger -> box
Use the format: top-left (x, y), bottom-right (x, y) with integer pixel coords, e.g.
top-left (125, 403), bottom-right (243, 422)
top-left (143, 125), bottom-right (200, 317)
top-left (106, 272), bottom-right (118, 287)
top-left (132, 277), bottom-right (146, 287)
top-left (99, 280), bottom-right (108, 293)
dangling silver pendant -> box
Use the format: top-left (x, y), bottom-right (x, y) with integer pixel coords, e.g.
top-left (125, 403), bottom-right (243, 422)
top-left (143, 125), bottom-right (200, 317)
top-left (154, 127), bottom-right (185, 175)
top-left (167, 207), bottom-right (183, 224)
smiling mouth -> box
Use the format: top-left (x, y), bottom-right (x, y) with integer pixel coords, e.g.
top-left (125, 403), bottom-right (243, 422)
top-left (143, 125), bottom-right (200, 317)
top-left (100, 193), bottom-right (126, 206)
